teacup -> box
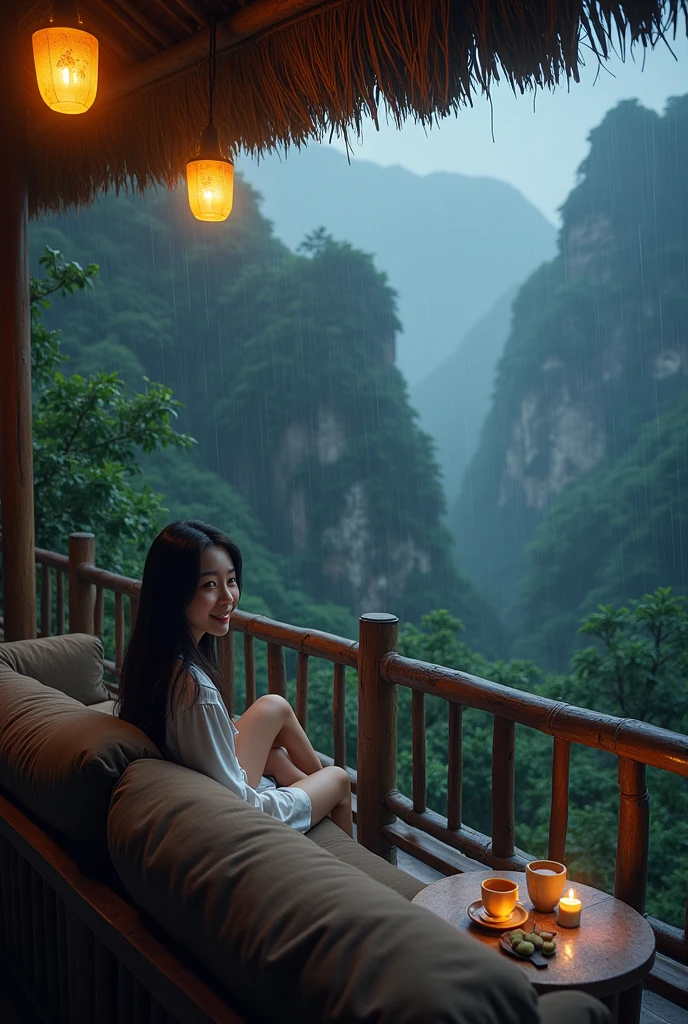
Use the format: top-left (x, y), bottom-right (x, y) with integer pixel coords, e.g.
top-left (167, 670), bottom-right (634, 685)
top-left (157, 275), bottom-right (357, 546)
top-left (481, 877), bottom-right (519, 920)
top-left (526, 860), bottom-right (567, 911)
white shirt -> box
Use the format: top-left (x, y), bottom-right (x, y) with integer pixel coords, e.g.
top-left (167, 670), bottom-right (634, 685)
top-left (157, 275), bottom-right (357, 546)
top-left (164, 663), bottom-right (312, 833)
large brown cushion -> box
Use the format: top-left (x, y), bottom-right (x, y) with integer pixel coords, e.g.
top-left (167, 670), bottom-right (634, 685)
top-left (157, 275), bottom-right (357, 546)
top-left (307, 816), bottom-right (424, 900)
top-left (0, 671), bottom-right (160, 851)
top-left (108, 760), bottom-right (540, 1024)
top-left (0, 633), bottom-right (107, 705)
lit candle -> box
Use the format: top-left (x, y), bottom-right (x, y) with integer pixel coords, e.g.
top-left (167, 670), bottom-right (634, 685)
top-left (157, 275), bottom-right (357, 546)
top-left (557, 888), bottom-right (582, 928)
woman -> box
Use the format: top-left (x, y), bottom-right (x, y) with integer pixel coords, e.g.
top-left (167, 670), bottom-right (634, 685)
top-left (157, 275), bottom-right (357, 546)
top-left (117, 520), bottom-right (353, 836)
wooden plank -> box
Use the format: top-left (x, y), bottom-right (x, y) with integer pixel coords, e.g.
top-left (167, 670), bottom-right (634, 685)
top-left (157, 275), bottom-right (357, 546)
top-left (412, 690), bottom-right (426, 813)
top-left (385, 789), bottom-right (530, 870)
top-left (548, 737), bottom-right (570, 863)
top-left (383, 820), bottom-right (483, 877)
top-left (647, 954), bottom-right (688, 1011)
top-left (491, 716), bottom-right (515, 859)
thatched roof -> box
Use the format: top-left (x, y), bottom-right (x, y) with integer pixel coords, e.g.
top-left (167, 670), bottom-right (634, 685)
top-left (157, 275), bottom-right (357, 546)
top-left (18, 0), bottom-right (687, 216)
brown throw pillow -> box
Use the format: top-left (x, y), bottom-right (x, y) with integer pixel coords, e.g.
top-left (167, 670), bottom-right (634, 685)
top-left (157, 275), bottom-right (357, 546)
top-left (108, 760), bottom-right (540, 1024)
top-left (0, 671), bottom-right (160, 852)
top-left (0, 633), bottom-right (107, 705)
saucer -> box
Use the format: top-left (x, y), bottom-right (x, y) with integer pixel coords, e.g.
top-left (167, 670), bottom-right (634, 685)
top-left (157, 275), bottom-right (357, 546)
top-left (466, 900), bottom-right (529, 930)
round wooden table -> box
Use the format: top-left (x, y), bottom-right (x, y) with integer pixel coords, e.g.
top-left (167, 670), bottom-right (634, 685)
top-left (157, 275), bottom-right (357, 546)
top-left (412, 870), bottom-right (655, 1024)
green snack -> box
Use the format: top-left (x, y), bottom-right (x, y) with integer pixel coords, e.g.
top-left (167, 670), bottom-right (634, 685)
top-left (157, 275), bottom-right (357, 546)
top-left (539, 931), bottom-right (555, 941)
top-left (530, 934), bottom-right (545, 948)
top-left (510, 934), bottom-right (523, 948)
top-left (523, 932), bottom-right (538, 944)
top-left (542, 941), bottom-right (556, 956)
top-left (516, 941), bottom-right (535, 956)
top-left (510, 929), bottom-right (526, 941)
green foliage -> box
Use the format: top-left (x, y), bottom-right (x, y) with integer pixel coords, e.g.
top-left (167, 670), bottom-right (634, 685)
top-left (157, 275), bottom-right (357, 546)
top-left (29, 249), bottom-right (192, 573)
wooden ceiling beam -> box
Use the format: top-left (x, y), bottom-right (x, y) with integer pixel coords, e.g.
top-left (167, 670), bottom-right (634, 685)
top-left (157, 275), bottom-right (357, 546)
top-left (109, 0), bottom-right (174, 49)
top-left (157, 0), bottom-right (207, 30)
top-left (29, 0), bottom-right (340, 133)
top-left (151, 0), bottom-right (199, 34)
top-left (88, 0), bottom-right (161, 55)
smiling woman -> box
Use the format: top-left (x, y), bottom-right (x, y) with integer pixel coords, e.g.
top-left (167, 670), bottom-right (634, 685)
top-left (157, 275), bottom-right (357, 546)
top-left (117, 519), bottom-right (353, 836)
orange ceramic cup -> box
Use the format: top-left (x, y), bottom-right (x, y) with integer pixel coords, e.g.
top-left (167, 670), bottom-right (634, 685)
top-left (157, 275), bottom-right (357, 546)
top-left (481, 877), bottom-right (519, 919)
top-left (526, 860), bottom-right (567, 912)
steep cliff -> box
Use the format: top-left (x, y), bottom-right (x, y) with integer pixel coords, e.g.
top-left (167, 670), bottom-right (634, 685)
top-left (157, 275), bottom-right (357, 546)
top-left (31, 182), bottom-right (504, 650)
top-left (452, 96), bottom-right (688, 664)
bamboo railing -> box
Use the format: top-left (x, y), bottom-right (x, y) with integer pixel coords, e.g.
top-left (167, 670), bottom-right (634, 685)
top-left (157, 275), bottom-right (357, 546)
top-left (4, 532), bottom-right (688, 971)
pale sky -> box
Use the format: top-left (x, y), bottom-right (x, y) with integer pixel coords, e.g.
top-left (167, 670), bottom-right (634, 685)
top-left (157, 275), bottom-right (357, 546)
top-left (326, 32), bottom-right (688, 224)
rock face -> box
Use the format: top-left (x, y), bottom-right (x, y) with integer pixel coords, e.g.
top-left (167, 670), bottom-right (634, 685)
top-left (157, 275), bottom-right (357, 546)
top-left (451, 97), bottom-right (688, 624)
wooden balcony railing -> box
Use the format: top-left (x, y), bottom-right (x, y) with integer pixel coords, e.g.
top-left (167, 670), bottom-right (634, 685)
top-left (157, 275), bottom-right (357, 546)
top-left (3, 532), bottom-right (688, 974)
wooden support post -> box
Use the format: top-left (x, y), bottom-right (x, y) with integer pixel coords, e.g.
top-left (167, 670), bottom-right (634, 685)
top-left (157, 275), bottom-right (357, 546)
top-left (492, 716), bottom-right (516, 859)
top-left (548, 737), bottom-right (571, 863)
top-left (0, 2), bottom-right (36, 641)
top-left (356, 613), bottom-right (398, 862)
top-left (615, 757), bottom-right (649, 914)
top-left (68, 534), bottom-right (95, 635)
top-left (217, 631), bottom-right (235, 712)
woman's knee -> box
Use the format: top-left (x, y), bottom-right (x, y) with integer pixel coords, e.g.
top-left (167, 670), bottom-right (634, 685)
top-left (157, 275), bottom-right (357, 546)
top-left (254, 693), bottom-right (292, 724)
top-left (329, 765), bottom-right (351, 798)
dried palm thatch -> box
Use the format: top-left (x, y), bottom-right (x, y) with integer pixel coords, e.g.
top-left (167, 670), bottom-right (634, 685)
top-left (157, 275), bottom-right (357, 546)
top-left (22, 0), bottom-right (688, 216)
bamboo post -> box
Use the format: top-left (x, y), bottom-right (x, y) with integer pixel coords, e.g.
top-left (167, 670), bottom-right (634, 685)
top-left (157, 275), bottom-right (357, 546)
top-left (296, 652), bottom-right (309, 729)
top-left (412, 690), bottom-right (426, 813)
top-left (615, 758), bottom-right (649, 914)
top-left (492, 716), bottom-right (516, 859)
top-left (267, 643), bottom-right (287, 698)
top-left (68, 534), bottom-right (95, 635)
top-left (548, 737), bottom-right (571, 863)
top-left (0, 2), bottom-right (36, 641)
top-left (244, 634), bottom-right (256, 708)
top-left (356, 613), bottom-right (398, 861)
top-left (447, 703), bottom-right (463, 830)
top-left (333, 663), bottom-right (346, 767)
top-left (217, 631), bottom-right (235, 711)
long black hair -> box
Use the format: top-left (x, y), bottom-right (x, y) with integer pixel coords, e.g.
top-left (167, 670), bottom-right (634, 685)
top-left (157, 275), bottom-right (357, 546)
top-left (117, 520), bottom-right (242, 750)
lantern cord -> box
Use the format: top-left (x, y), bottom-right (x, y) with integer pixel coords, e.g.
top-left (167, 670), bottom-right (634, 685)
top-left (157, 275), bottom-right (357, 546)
top-left (208, 18), bottom-right (217, 127)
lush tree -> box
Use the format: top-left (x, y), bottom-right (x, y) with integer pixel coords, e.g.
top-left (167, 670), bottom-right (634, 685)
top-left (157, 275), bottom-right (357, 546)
top-left (28, 248), bottom-right (192, 574)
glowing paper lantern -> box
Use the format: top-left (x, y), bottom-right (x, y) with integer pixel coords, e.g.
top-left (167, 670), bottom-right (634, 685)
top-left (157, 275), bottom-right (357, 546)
top-left (186, 123), bottom-right (234, 223)
top-left (32, 5), bottom-right (98, 115)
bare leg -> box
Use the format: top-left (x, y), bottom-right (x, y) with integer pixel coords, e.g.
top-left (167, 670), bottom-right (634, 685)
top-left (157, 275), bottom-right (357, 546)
top-left (289, 767), bottom-right (353, 837)
top-left (235, 694), bottom-right (322, 786)
top-left (264, 746), bottom-right (308, 787)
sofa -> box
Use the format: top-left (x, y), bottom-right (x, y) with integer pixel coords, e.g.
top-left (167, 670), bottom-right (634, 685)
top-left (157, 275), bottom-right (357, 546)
top-left (0, 633), bottom-right (610, 1023)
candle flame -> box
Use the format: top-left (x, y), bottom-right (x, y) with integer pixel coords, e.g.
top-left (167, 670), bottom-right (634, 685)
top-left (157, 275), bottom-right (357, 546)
top-left (568, 888), bottom-right (575, 899)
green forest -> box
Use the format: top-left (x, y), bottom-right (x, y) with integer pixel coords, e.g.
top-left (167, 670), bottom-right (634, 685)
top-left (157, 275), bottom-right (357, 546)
top-left (26, 93), bottom-right (688, 929)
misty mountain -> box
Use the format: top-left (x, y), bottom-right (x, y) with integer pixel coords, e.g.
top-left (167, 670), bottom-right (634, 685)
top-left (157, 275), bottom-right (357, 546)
top-left (410, 287), bottom-right (517, 503)
top-left (239, 146), bottom-right (556, 384)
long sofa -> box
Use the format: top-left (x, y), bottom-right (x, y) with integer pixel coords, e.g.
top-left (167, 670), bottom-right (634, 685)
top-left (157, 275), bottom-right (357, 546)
top-left (0, 633), bottom-right (610, 1023)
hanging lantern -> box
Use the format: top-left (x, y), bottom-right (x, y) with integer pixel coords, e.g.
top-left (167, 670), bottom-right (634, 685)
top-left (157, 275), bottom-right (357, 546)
top-left (186, 123), bottom-right (234, 223)
top-left (186, 20), bottom-right (234, 223)
top-left (32, 1), bottom-right (98, 115)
